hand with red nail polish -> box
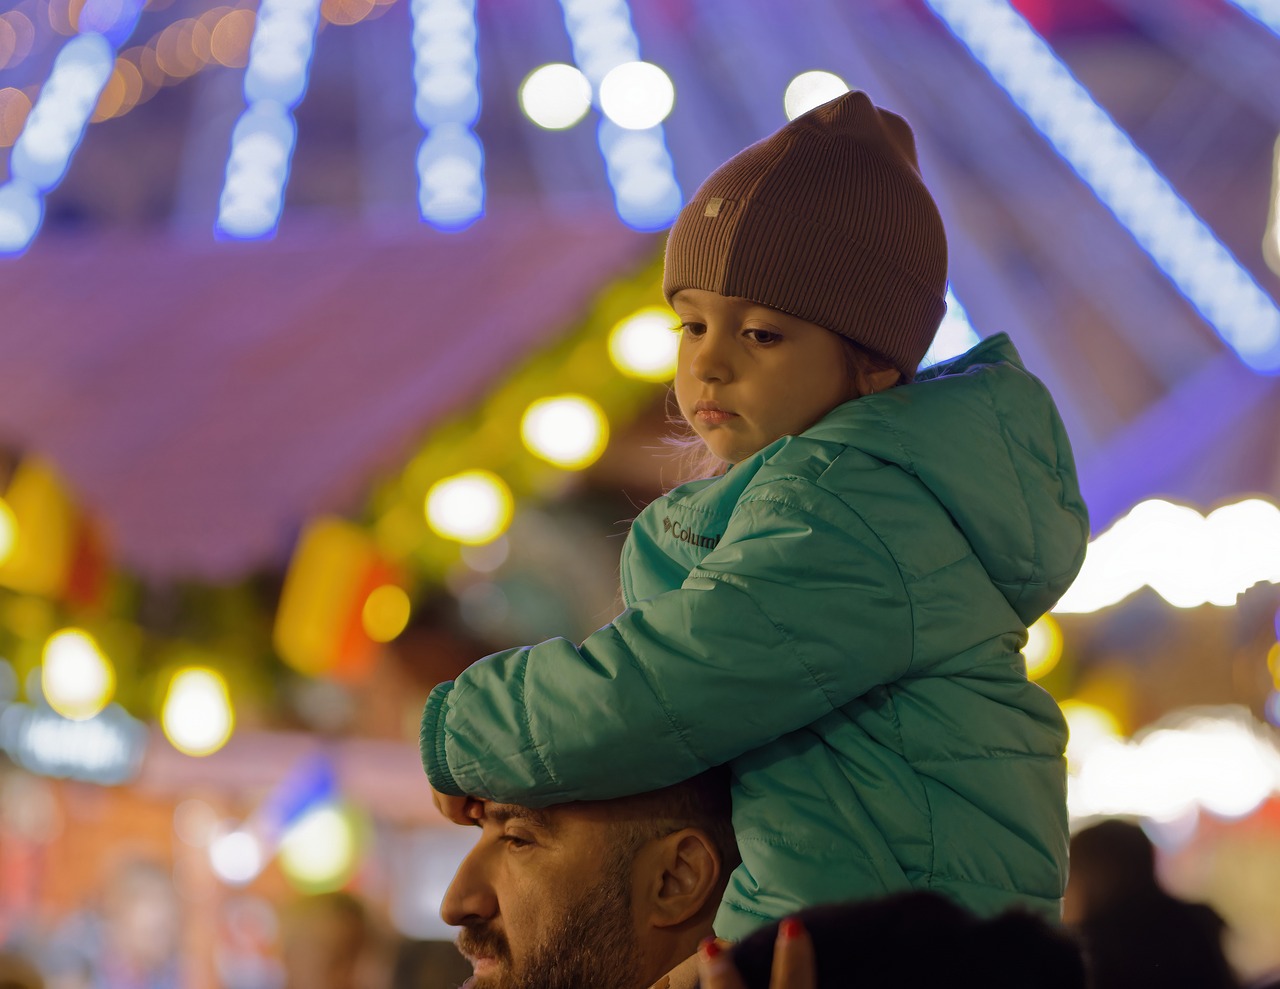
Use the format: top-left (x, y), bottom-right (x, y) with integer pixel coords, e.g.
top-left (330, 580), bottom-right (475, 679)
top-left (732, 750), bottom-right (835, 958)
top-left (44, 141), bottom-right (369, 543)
top-left (695, 920), bottom-right (814, 989)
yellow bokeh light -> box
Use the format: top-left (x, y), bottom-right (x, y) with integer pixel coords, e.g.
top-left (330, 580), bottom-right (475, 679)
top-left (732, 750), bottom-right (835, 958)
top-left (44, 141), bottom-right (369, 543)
top-left (521, 395), bottom-right (610, 470)
top-left (42, 628), bottom-right (115, 721)
top-left (1024, 614), bottom-right (1064, 681)
top-left (608, 307), bottom-right (679, 382)
top-left (1268, 642), bottom-right (1280, 689)
top-left (425, 470), bottom-right (514, 546)
top-left (1060, 698), bottom-right (1123, 773)
top-left (278, 804), bottom-right (359, 892)
top-left (162, 667), bottom-right (234, 757)
top-left (0, 497), bottom-right (16, 567)
top-left (362, 584), bottom-right (410, 643)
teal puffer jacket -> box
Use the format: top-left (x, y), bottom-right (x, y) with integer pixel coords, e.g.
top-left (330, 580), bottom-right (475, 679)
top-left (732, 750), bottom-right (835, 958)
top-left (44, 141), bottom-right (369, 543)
top-left (421, 333), bottom-right (1089, 938)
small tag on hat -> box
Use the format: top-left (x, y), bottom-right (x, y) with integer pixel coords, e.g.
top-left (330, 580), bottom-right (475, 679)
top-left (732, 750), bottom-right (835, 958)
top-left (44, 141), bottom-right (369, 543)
top-left (704, 197), bottom-right (725, 217)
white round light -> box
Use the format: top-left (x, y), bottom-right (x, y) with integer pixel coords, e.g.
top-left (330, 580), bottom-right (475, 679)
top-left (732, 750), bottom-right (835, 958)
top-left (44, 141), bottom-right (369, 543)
top-left (209, 829), bottom-right (262, 885)
top-left (521, 395), bottom-right (609, 470)
top-left (162, 668), bottom-right (234, 757)
top-left (425, 470), bottom-right (514, 546)
top-left (519, 62), bottom-right (592, 130)
top-left (608, 307), bottom-right (679, 381)
top-left (783, 71), bottom-right (849, 121)
top-left (599, 61), bottom-right (675, 130)
top-left (42, 628), bottom-right (114, 722)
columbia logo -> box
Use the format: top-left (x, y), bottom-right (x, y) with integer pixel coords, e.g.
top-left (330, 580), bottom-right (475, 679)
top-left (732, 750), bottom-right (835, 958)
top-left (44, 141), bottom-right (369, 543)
top-left (663, 517), bottom-right (722, 549)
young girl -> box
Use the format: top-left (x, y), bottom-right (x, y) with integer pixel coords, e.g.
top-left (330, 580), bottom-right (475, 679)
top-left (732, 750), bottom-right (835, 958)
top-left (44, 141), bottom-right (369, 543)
top-left (420, 91), bottom-right (1089, 940)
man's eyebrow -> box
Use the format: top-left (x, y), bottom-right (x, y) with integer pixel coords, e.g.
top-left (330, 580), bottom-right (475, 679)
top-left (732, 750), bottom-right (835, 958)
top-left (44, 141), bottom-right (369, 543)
top-left (482, 803), bottom-right (555, 829)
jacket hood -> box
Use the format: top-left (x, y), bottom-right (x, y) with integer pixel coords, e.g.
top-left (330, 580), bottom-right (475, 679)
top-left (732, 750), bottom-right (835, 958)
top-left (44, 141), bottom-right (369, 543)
top-left (804, 333), bottom-right (1089, 624)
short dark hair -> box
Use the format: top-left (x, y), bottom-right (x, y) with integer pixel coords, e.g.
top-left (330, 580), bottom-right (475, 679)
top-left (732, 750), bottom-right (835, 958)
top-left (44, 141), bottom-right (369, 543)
top-left (604, 766), bottom-right (740, 878)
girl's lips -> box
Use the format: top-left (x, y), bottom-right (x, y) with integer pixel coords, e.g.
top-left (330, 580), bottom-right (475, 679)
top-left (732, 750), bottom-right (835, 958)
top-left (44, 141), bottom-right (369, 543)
top-left (696, 409), bottom-right (737, 425)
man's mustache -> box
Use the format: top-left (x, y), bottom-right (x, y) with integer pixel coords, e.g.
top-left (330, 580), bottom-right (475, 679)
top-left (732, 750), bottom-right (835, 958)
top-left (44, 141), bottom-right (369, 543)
top-left (457, 925), bottom-right (513, 965)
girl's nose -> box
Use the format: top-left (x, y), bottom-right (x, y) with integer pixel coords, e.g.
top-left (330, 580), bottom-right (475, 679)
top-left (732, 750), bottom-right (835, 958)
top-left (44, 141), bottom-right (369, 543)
top-left (691, 328), bottom-right (734, 383)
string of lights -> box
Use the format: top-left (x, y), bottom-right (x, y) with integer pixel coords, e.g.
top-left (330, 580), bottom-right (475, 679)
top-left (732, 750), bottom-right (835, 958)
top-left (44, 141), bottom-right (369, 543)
top-left (925, 0), bottom-right (1280, 374)
top-left (0, 0), bottom-right (144, 255)
top-left (216, 0), bottom-right (322, 239)
top-left (554, 0), bottom-right (681, 231)
top-left (409, 0), bottom-right (484, 231)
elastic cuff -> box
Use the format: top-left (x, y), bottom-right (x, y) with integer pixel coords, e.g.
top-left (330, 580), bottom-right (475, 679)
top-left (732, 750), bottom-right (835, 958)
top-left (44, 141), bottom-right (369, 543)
top-left (419, 682), bottom-right (462, 795)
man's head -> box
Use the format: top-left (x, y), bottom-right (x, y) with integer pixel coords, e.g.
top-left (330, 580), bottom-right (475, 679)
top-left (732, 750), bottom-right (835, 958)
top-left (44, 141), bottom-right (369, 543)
top-left (441, 770), bottom-right (738, 989)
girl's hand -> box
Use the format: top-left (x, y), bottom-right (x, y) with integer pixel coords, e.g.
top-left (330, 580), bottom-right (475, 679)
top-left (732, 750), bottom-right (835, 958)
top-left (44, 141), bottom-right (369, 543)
top-left (431, 786), bottom-right (483, 825)
top-left (697, 920), bottom-right (815, 989)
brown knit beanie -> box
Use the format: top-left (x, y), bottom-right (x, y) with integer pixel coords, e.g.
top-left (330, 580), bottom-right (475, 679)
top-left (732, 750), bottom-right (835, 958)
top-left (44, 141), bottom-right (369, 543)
top-left (663, 91), bottom-right (948, 378)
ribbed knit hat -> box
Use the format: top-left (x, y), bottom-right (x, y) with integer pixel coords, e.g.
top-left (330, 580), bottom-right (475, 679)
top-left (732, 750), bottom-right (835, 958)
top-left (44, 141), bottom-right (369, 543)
top-left (663, 91), bottom-right (948, 377)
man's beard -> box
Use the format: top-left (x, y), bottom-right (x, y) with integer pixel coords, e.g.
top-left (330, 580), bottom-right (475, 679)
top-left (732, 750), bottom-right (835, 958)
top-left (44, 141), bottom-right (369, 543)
top-left (456, 851), bottom-right (642, 989)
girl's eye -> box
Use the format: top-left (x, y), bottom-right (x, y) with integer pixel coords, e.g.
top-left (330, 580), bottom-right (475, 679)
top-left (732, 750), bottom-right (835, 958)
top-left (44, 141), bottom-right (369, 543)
top-left (745, 328), bottom-right (781, 344)
top-left (678, 322), bottom-right (706, 337)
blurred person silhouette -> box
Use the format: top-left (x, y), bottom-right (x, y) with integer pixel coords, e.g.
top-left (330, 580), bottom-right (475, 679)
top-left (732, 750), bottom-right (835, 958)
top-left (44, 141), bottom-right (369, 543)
top-left (1065, 818), bottom-right (1238, 989)
top-left (280, 892), bottom-right (388, 989)
top-left (692, 892), bottom-right (1086, 989)
top-left (44, 858), bottom-right (180, 989)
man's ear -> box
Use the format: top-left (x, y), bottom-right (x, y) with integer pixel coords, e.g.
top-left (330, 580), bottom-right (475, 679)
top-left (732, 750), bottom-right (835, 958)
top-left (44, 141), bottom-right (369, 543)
top-left (637, 828), bottom-right (722, 929)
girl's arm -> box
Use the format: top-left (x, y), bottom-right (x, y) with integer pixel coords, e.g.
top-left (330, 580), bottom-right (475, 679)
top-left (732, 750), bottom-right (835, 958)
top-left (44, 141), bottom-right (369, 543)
top-left (421, 485), bottom-right (912, 805)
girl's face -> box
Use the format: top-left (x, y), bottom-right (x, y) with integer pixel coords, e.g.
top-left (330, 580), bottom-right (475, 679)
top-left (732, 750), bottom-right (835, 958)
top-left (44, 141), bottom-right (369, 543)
top-left (672, 289), bottom-right (860, 464)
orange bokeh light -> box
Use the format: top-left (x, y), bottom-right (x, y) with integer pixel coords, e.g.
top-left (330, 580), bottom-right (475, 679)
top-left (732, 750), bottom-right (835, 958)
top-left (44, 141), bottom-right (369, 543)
top-left (210, 9), bottom-right (254, 69)
top-left (0, 87), bottom-right (32, 148)
top-left (0, 12), bottom-right (35, 71)
top-left (322, 0), bottom-right (377, 25)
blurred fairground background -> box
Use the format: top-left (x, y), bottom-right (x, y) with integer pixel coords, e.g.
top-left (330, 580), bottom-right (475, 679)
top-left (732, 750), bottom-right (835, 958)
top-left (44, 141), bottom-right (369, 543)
top-left (1, 0), bottom-right (1280, 985)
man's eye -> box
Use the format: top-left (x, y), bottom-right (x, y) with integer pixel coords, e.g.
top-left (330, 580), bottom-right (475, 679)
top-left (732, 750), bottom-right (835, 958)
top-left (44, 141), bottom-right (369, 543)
top-left (745, 328), bottom-right (781, 344)
top-left (499, 834), bottom-right (534, 849)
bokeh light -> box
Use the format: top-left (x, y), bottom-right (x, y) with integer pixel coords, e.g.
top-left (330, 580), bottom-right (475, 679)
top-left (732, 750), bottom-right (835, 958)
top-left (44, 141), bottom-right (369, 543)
top-left (361, 584), bottom-right (411, 643)
top-left (321, 0), bottom-right (376, 25)
top-left (608, 306), bottom-right (678, 381)
top-left (0, 88), bottom-right (32, 149)
top-left (1024, 614), bottom-right (1063, 681)
top-left (210, 8), bottom-right (254, 68)
top-left (521, 395), bottom-right (609, 470)
top-left (519, 63), bottom-right (592, 130)
top-left (0, 12), bottom-right (36, 72)
top-left (41, 628), bottom-right (115, 722)
top-left (278, 804), bottom-right (359, 892)
top-left (1055, 497), bottom-right (1280, 614)
top-left (209, 828), bottom-right (263, 885)
top-left (599, 61), bottom-right (675, 130)
top-left (425, 470), bottom-right (513, 545)
top-left (161, 667), bottom-right (234, 757)
top-left (1059, 698), bottom-right (1123, 772)
top-left (783, 70), bottom-right (849, 121)
top-left (0, 496), bottom-right (17, 566)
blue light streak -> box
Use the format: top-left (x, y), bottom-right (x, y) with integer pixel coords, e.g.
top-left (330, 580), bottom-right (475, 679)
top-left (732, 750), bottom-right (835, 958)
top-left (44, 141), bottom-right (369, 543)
top-left (555, 0), bottom-right (681, 231)
top-left (1224, 0), bottom-right (1280, 34)
top-left (216, 0), bottom-right (322, 240)
top-left (409, 0), bottom-right (484, 231)
top-left (0, 0), bottom-right (144, 257)
top-left (925, 0), bottom-right (1280, 373)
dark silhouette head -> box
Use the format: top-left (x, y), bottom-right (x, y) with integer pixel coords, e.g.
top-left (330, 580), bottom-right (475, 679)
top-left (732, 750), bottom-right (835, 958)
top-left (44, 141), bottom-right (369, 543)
top-left (715, 892), bottom-right (1085, 989)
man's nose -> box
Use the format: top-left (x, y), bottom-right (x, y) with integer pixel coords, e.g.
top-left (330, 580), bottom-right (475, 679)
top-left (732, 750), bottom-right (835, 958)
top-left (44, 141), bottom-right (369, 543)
top-left (691, 327), bottom-right (734, 383)
top-left (440, 844), bottom-right (497, 926)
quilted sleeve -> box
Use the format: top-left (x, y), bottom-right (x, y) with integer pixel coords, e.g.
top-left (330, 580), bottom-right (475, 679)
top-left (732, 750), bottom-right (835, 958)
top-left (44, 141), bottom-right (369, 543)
top-left (421, 483), bottom-right (913, 805)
